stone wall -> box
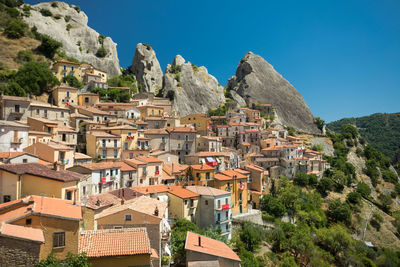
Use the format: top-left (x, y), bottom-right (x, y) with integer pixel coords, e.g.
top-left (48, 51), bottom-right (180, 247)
top-left (0, 236), bottom-right (41, 266)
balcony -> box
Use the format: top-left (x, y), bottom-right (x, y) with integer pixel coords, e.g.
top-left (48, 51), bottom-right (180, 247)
top-left (216, 218), bottom-right (230, 224)
top-left (58, 159), bottom-right (69, 165)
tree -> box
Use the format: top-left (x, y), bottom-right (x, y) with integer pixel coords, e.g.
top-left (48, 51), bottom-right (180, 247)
top-left (260, 194), bottom-right (286, 217)
top-left (294, 172), bottom-right (309, 187)
top-left (378, 193), bottom-right (393, 212)
top-left (341, 124), bottom-right (358, 139)
top-left (287, 126), bottom-right (296, 136)
top-left (346, 192), bottom-right (361, 205)
top-left (36, 252), bottom-right (90, 267)
top-left (239, 222), bottom-right (263, 252)
top-left (356, 182), bottom-right (371, 198)
top-left (315, 117), bottom-right (325, 131)
top-left (166, 90), bottom-right (175, 101)
top-left (96, 46), bottom-right (108, 58)
top-left (12, 61), bottom-right (59, 96)
top-left (317, 177), bottom-right (334, 195)
top-left (37, 35), bottom-right (62, 59)
top-left (15, 50), bottom-right (34, 64)
top-left (98, 34), bottom-right (106, 45)
top-left (107, 74), bottom-right (137, 93)
top-left (326, 199), bottom-right (351, 224)
top-left (63, 74), bottom-right (82, 88)
top-left (4, 19), bottom-right (28, 39)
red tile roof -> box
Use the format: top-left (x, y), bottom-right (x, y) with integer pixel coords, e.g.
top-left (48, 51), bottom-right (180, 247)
top-left (0, 163), bottom-right (82, 182)
top-left (185, 232), bottom-right (240, 262)
top-left (136, 156), bottom-right (163, 164)
top-left (132, 184), bottom-right (170, 195)
top-left (190, 164), bottom-right (215, 171)
top-left (218, 170), bottom-right (247, 179)
top-left (79, 228), bottom-right (151, 258)
top-left (168, 185), bottom-right (199, 199)
top-left (167, 126), bottom-right (196, 133)
top-left (0, 223), bottom-right (44, 243)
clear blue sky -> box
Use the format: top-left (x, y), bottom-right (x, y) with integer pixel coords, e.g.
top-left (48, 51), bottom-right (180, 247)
top-left (27, 0), bottom-right (400, 122)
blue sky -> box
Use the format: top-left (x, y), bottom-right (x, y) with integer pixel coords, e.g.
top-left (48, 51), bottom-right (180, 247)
top-left (27, 0), bottom-right (400, 122)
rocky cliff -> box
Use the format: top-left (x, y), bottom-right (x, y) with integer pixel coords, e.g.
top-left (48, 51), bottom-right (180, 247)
top-left (130, 43), bottom-right (163, 93)
top-left (162, 55), bottom-right (225, 117)
top-left (22, 1), bottom-right (121, 77)
top-left (227, 52), bottom-right (320, 134)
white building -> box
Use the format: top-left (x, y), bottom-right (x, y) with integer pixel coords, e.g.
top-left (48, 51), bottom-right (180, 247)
top-left (0, 120), bottom-right (29, 152)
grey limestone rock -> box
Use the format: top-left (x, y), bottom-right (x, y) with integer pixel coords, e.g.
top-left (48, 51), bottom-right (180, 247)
top-left (131, 43), bottom-right (163, 93)
top-left (22, 1), bottom-right (121, 77)
top-left (227, 52), bottom-right (320, 134)
top-left (162, 56), bottom-right (225, 117)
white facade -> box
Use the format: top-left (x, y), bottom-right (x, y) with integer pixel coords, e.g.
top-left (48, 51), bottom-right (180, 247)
top-left (214, 194), bottom-right (232, 240)
top-left (0, 121), bottom-right (29, 152)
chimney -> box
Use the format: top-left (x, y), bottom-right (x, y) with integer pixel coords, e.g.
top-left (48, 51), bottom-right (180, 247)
top-left (53, 161), bottom-right (57, 170)
top-left (154, 206), bottom-right (159, 216)
top-left (198, 236), bottom-right (201, 247)
top-left (121, 196), bottom-right (125, 205)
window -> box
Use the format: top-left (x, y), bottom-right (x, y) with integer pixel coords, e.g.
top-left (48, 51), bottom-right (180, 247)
top-left (185, 144), bottom-right (189, 150)
top-left (63, 72), bottom-right (67, 77)
top-left (23, 159), bottom-right (28, 163)
top-left (53, 232), bottom-right (65, 248)
top-left (113, 226), bottom-right (123, 229)
top-left (226, 224), bottom-right (229, 231)
top-left (217, 200), bottom-right (221, 208)
top-left (143, 167), bottom-right (147, 175)
top-left (114, 139), bottom-right (117, 148)
top-left (155, 166), bottom-right (159, 172)
top-left (36, 109), bottom-right (40, 115)
top-left (115, 169), bottom-right (118, 175)
top-left (26, 218), bottom-right (32, 225)
top-left (61, 111), bottom-right (64, 118)
top-left (83, 186), bottom-right (86, 195)
top-left (71, 66), bottom-right (74, 71)
top-left (125, 214), bottom-right (132, 221)
top-left (225, 198), bottom-right (228, 205)
top-left (190, 199), bottom-right (194, 207)
top-left (3, 195), bottom-right (11, 203)
top-left (184, 200), bottom-right (188, 205)
top-left (110, 169), bottom-right (114, 176)
top-left (178, 143), bottom-right (181, 149)
top-left (44, 110), bottom-right (48, 118)
top-left (63, 65), bottom-right (67, 70)
top-left (185, 135), bottom-right (189, 141)
top-left (128, 132), bottom-right (132, 136)
top-left (226, 211), bottom-right (229, 218)
top-left (15, 105), bottom-right (20, 113)
top-left (85, 97), bottom-right (89, 103)
top-left (66, 191), bottom-right (72, 200)
top-left (66, 91), bottom-right (70, 98)
top-left (102, 139), bottom-right (106, 147)
top-left (124, 142), bottom-right (128, 150)
top-left (102, 150), bottom-right (106, 158)
top-left (161, 136), bottom-right (165, 143)
top-left (205, 200), bottom-right (208, 205)
top-left (206, 172), bottom-right (210, 180)
top-left (113, 149), bottom-right (118, 158)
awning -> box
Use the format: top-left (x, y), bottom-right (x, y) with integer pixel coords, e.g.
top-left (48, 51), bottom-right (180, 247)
top-left (206, 157), bottom-right (215, 162)
top-left (200, 159), bottom-right (206, 164)
top-left (162, 218), bottom-right (171, 232)
top-left (164, 245), bottom-right (171, 256)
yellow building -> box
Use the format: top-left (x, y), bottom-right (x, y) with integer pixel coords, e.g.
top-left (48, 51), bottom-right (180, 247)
top-left (106, 125), bottom-right (138, 159)
top-left (52, 60), bottom-right (82, 82)
top-left (179, 164), bottom-right (215, 187)
top-left (79, 228), bottom-right (152, 267)
top-left (78, 93), bottom-right (100, 106)
top-left (84, 66), bottom-right (107, 83)
top-left (167, 185), bottom-right (199, 222)
top-left (52, 85), bottom-right (78, 107)
top-left (137, 105), bottom-right (164, 120)
top-left (86, 131), bottom-right (122, 160)
top-left (0, 163), bottom-right (81, 203)
top-left (0, 195), bottom-right (81, 260)
top-left (180, 113), bottom-right (211, 136)
top-left (211, 170), bottom-right (248, 214)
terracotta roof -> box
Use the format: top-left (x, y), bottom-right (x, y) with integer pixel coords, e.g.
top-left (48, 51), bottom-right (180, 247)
top-left (0, 152), bottom-right (24, 159)
top-left (168, 185), bottom-right (199, 199)
top-left (190, 164), bottom-right (215, 171)
top-left (28, 130), bottom-right (52, 136)
top-left (56, 59), bottom-right (80, 65)
top-left (57, 126), bottom-right (77, 133)
top-left (245, 129), bottom-right (260, 133)
top-left (262, 147), bottom-right (279, 151)
top-left (136, 156), bottom-right (163, 164)
top-left (144, 116), bottom-right (167, 121)
top-left (79, 228), bottom-right (151, 258)
top-left (163, 163), bottom-right (188, 175)
top-left (87, 131), bottom-right (119, 138)
top-left (28, 117), bottom-right (58, 125)
top-left (46, 140), bottom-right (74, 150)
top-left (218, 170), bottom-right (247, 179)
top-left (240, 142), bottom-right (251, 146)
top-left (124, 158), bottom-right (147, 167)
top-left (85, 193), bottom-right (120, 210)
top-left (185, 232), bottom-right (241, 262)
top-left (78, 105), bottom-right (110, 115)
top-left (0, 120), bottom-right (29, 128)
top-left (132, 184), bottom-right (170, 195)
top-left (95, 195), bottom-right (167, 219)
top-left (162, 170), bottom-right (174, 180)
top-left (167, 126), bottom-right (196, 133)
top-left (245, 163), bottom-right (264, 172)
top-left (74, 152), bottom-right (92, 160)
top-left (234, 168), bottom-right (251, 174)
top-left (186, 186), bottom-right (230, 197)
top-left (53, 85), bottom-right (78, 91)
top-left (0, 195), bottom-right (82, 222)
top-left (104, 125), bottom-right (137, 131)
top-left (114, 161), bottom-right (136, 172)
top-left (70, 112), bottom-right (91, 119)
top-left (80, 161), bottom-right (122, 171)
top-left (144, 128), bottom-right (168, 135)
top-left (0, 95), bottom-right (30, 102)
top-left (193, 152), bottom-right (230, 157)
top-left (0, 223), bottom-right (44, 243)
top-left (216, 125), bottom-right (229, 128)
top-left (0, 163), bottom-right (82, 182)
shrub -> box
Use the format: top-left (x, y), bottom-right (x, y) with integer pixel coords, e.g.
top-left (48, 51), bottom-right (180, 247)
top-left (378, 193), bottom-right (393, 212)
top-left (143, 43), bottom-right (152, 50)
top-left (382, 169), bottom-right (398, 184)
top-left (287, 126), bottom-right (296, 136)
top-left (66, 24), bottom-right (72, 31)
top-left (5, 6), bottom-right (19, 18)
top-left (191, 63), bottom-right (199, 72)
top-left (15, 50), bottom-right (34, 63)
top-left (347, 192), bottom-right (361, 205)
top-left (63, 74), bottom-right (82, 88)
top-left (169, 64), bottom-right (182, 74)
top-left (37, 35), bottom-right (62, 59)
top-left (326, 199), bottom-right (351, 224)
top-left (95, 46), bottom-right (107, 58)
top-left (40, 8), bottom-right (52, 17)
top-left (54, 14), bottom-right (61, 20)
top-left (312, 144), bottom-right (324, 152)
top-left (317, 177), bottom-right (334, 195)
top-left (51, 2), bottom-right (58, 7)
top-left (294, 172), bottom-right (309, 187)
top-left (4, 19), bottom-right (28, 39)
top-left (98, 34), bottom-right (106, 45)
top-left (64, 15), bottom-right (71, 22)
top-left (73, 6), bottom-right (80, 13)
top-left (166, 90), bottom-right (175, 101)
top-left (315, 116), bottom-right (325, 131)
top-left (260, 194), bottom-right (286, 217)
top-left (357, 182), bottom-right (371, 198)
top-left (175, 73), bottom-right (181, 83)
top-left (370, 213), bottom-right (383, 231)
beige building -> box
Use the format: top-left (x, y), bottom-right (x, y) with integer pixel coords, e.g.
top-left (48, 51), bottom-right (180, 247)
top-left (77, 93), bottom-right (100, 106)
top-left (86, 131), bottom-right (121, 160)
top-left (28, 101), bottom-right (70, 125)
top-left (24, 140), bottom-right (75, 168)
top-left (144, 128), bottom-right (169, 152)
top-left (0, 120), bottom-right (29, 152)
top-left (166, 126), bottom-right (197, 163)
top-left (52, 85), bottom-right (78, 107)
top-left (0, 95), bottom-right (30, 121)
top-left (167, 185), bottom-right (199, 223)
top-left (52, 60), bottom-right (82, 82)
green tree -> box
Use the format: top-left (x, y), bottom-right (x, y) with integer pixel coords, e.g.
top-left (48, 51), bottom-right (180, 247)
top-left (4, 19), bottom-right (28, 39)
top-left (317, 177), bottom-right (334, 195)
top-left (239, 222), bottom-right (263, 252)
top-left (294, 172), bottom-right (309, 187)
top-left (378, 193), bottom-right (393, 212)
top-left (15, 50), bottom-right (34, 63)
top-left (346, 192), bottom-right (362, 205)
top-left (357, 182), bottom-right (371, 198)
top-left (326, 199), bottom-right (351, 224)
top-left (37, 35), bottom-right (62, 59)
top-left (63, 74), bottom-right (82, 88)
top-left (12, 61), bottom-right (59, 96)
top-left (315, 117), bottom-right (325, 131)
top-left (96, 46), bottom-right (108, 58)
top-left (260, 194), bottom-right (286, 217)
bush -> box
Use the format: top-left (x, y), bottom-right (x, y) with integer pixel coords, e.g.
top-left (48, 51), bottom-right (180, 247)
top-left (166, 90), bottom-right (175, 101)
top-left (66, 23), bottom-right (72, 31)
top-left (370, 213), bottom-right (383, 231)
top-left (98, 34), bottom-right (106, 45)
top-left (378, 193), bottom-right (393, 212)
top-left (169, 64), bottom-right (182, 74)
top-left (382, 169), bottom-right (398, 184)
top-left (326, 199), bottom-right (351, 224)
top-left (294, 172), bottom-right (309, 187)
top-left (312, 144), bottom-right (324, 152)
top-left (315, 116), bottom-right (325, 131)
top-left (64, 15), bottom-right (71, 22)
top-left (317, 177), bottom-right (334, 195)
top-left (347, 192), bottom-right (361, 205)
top-left (287, 126), bottom-right (296, 136)
top-left (54, 14), bottom-right (61, 19)
top-left (74, 6), bottom-right (81, 13)
top-left (40, 8), bottom-right (52, 17)
top-left (357, 182), bottom-right (371, 198)
top-left (4, 19), bottom-right (28, 39)
top-left (63, 74), bottom-right (82, 88)
top-left (15, 50), bottom-right (33, 63)
top-left (37, 35), bottom-right (62, 59)
top-left (96, 46), bottom-right (107, 58)
top-left (260, 194), bottom-right (286, 217)
top-left (51, 2), bottom-right (58, 7)
top-left (5, 6), bottom-right (19, 18)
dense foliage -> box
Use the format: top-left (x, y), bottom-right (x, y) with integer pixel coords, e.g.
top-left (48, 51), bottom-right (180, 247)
top-left (92, 87), bottom-right (131, 103)
top-left (63, 74), bottom-right (82, 88)
top-left (36, 252), bottom-right (90, 267)
top-left (107, 74), bottom-right (137, 93)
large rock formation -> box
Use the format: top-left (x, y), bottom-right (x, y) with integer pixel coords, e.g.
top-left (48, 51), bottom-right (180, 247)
top-left (22, 1), bottom-right (121, 77)
top-left (227, 52), bottom-right (320, 134)
top-left (130, 43), bottom-right (163, 93)
top-left (163, 55), bottom-right (225, 117)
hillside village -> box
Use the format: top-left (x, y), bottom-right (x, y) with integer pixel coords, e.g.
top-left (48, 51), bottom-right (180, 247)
top-left (0, 55), bottom-right (332, 266)
top-left (1, 1), bottom-right (400, 267)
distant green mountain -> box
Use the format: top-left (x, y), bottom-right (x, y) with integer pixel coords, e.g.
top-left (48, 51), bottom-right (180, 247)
top-left (327, 113), bottom-right (400, 160)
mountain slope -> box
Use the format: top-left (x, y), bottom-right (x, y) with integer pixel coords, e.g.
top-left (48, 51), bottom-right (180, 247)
top-left (227, 52), bottom-right (320, 134)
top-left (327, 113), bottom-right (400, 160)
